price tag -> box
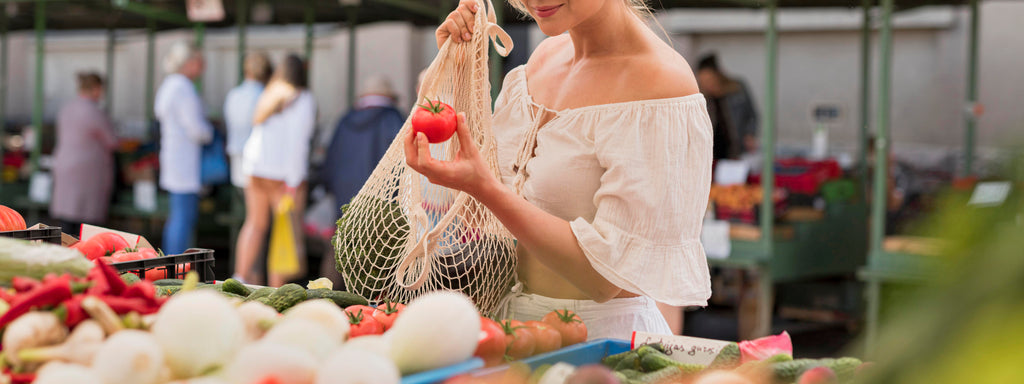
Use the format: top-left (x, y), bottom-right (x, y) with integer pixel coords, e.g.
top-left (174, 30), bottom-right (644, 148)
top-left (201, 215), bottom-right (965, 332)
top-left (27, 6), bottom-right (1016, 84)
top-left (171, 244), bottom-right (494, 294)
top-left (631, 332), bottom-right (732, 365)
top-left (968, 181), bottom-right (1011, 207)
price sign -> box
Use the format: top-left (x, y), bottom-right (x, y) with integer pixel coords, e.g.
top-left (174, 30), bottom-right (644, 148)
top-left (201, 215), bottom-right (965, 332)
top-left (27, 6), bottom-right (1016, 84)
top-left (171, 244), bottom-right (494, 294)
top-left (631, 332), bottom-right (733, 365)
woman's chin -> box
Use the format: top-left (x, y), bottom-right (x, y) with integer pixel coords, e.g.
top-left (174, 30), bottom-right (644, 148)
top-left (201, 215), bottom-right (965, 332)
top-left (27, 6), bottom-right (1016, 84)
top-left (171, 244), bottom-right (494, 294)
top-left (536, 21), bottom-right (569, 37)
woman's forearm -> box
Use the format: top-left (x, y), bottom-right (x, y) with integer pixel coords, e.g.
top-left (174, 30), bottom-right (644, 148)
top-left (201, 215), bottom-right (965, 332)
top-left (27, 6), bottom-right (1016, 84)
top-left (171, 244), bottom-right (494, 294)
top-left (470, 178), bottom-right (622, 302)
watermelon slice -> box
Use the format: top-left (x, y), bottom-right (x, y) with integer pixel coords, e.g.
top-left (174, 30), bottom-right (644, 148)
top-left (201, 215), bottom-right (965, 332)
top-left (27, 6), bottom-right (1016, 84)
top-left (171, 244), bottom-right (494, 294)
top-left (738, 331), bottom-right (793, 363)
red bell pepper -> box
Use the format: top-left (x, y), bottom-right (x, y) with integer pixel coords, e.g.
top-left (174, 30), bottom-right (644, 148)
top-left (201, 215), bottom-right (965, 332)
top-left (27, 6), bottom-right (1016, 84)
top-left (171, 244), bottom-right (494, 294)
top-left (122, 281), bottom-right (158, 306)
top-left (98, 296), bottom-right (157, 315)
top-left (55, 296), bottom-right (87, 328)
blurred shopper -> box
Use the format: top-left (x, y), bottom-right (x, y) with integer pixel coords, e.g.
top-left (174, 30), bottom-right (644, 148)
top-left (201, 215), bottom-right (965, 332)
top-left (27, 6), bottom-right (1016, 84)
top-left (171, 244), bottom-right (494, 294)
top-left (50, 72), bottom-right (117, 238)
top-left (696, 53), bottom-right (759, 160)
top-left (317, 74), bottom-right (404, 285)
top-left (235, 54), bottom-right (317, 286)
top-left (155, 42), bottom-right (213, 255)
top-left (224, 52), bottom-right (272, 189)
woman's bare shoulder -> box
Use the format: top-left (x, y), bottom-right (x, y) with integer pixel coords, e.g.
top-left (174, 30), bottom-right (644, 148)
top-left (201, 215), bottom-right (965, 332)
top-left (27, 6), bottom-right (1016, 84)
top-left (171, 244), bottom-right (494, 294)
top-left (624, 50), bottom-right (701, 100)
top-left (526, 35), bottom-right (572, 70)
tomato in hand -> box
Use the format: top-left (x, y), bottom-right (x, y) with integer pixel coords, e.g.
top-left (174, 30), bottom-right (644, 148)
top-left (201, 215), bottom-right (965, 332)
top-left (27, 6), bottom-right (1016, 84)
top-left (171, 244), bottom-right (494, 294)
top-left (541, 309), bottom-right (588, 347)
top-left (474, 317), bottom-right (509, 367)
top-left (410, 98), bottom-right (457, 143)
top-left (347, 310), bottom-right (384, 338)
top-left (524, 320), bottom-right (562, 354)
top-left (372, 302), bottom-right (406, 331)
top-left (501, 319), bottom-right (535, 360)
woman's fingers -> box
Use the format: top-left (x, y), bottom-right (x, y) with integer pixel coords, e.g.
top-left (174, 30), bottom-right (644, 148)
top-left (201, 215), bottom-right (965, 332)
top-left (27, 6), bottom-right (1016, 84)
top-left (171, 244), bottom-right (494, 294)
top-left (415, 133), bottom-right (440, 176)
top-left (454, 113), bottom-right (480, 158)
top-left (403, 129), bottom-right (422, 170)
top-left (436, 1), bottom-right (478, 47)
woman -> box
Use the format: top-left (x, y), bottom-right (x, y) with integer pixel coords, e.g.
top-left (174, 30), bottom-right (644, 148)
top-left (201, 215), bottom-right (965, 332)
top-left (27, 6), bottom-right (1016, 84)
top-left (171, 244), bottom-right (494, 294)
top-left (405, 0), bottom-right (713, 340)
top-left (234, 54), bottom-right (317, 287)
top-left (50, 73), bottom-right (118, 237)
top-left (155, 42), bottom-right (213, 255)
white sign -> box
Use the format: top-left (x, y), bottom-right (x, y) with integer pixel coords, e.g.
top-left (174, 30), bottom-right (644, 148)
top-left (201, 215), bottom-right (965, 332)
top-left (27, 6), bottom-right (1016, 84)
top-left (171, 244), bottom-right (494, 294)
top-left (968, 181), bottom-right (1012, 207)
top-left (701, 219), bottom-right (731, 259)
top-left (134, 180), bottom-right (158, 213)
top-left (28, 171), bottom-right (52, 204)
top-left (631, 332), bottom-right (733, 365)
top-left (186, 0), bottom-right (225, 22)
top-left (714, 160), bottom-right (749, 186)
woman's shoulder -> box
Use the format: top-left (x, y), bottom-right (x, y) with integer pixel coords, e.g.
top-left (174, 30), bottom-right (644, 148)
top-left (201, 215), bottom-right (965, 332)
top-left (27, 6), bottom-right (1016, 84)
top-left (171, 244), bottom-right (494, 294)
top-left (622, 49), bottom-right (701, 102)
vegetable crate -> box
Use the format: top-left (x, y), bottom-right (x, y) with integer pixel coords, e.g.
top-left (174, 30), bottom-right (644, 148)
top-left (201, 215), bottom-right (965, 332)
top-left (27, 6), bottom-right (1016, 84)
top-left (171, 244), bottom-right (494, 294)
top-left (402, 359), bottom-right (486, 384)
top-left (0, 226), bottom-right (62, 245)
top-left (113, 248), bottom-right (216, 283)
top-left (469, 339), bottom-right (631, 379)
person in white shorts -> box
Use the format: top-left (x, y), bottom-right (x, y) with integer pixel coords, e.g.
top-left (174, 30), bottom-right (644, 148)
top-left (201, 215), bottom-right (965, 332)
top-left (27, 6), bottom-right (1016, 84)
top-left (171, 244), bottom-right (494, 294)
top-left (405, 0), bottom-right (714, 340)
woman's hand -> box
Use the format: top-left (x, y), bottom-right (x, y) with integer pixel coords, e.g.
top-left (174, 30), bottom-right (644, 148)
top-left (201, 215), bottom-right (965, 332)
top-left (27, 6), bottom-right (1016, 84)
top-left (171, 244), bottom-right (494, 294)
top-left (404, 112), bottom-right (498, 198)
top-left (435, 0), bottom-right (479, 49)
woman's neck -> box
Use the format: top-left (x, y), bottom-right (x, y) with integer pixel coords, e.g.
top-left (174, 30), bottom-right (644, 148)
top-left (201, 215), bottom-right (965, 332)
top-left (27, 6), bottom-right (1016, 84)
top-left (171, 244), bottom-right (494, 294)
top-left (567, 3), bottom-right (650, 62)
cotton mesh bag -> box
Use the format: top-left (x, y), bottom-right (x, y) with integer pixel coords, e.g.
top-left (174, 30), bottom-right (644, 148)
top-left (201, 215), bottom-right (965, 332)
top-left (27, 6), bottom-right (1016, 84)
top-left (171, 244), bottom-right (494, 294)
top-left (334, 0), bottom-right (515, 315)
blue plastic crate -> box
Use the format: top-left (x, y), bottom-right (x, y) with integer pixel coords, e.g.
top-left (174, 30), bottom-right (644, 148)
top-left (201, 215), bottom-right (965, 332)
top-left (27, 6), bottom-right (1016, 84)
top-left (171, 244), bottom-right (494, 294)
top-left (468, 338), bottom-right (631, 379)
top-left (402, 358), bottom-right (485, 384)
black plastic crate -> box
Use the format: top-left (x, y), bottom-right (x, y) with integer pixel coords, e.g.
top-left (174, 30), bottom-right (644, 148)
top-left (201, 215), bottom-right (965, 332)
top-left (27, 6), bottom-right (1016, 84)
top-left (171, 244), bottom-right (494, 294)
top-left (0, 225), bottom-right (63, 245)
top-left (113, 248), bottom-right (216, 283)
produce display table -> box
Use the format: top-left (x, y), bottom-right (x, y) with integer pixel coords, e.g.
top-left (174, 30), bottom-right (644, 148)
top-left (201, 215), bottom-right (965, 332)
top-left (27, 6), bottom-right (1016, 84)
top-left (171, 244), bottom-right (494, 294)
top-left (857, 246), bottom-right (940, 354)
top-left (707, 200), bottom-right (868, 339)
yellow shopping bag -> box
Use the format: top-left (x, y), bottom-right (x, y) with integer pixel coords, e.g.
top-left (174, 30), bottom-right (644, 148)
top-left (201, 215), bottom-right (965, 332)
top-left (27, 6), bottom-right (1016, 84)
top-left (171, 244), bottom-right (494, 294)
top-left (268, 194), bottom-right (300, 276)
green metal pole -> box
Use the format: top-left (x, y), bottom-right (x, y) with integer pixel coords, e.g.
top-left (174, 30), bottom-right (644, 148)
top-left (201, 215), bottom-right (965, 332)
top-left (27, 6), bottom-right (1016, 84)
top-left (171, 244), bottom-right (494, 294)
top-left (963, 0), bottom-right (979, 177)
top-left (489, 2), bottom-right (504, 105)
top-left (440, 0), bottom-right (451, 23)
top-left (870, 0), bottom-right (894, 258)
top-left (105, 28), bottom-right (115, 114)
top-left (346, 6), bottom-right (357, 108)
top-left (859, 0), bottom-right (872, 181)
top-left (237, 0), bottom-right (248, 85)
top-left (0, 8), bottom-right (6, 193)
top-left (145, 18), bottom-right (156, 129)
top-left (305, 0), bottom-right (315, 62)
top-left (194, 23), bottom-right (205, 93)
top-left (759, 0), bottom-right (778, 255)
top-left (30, 0), bottom-right (45, 174)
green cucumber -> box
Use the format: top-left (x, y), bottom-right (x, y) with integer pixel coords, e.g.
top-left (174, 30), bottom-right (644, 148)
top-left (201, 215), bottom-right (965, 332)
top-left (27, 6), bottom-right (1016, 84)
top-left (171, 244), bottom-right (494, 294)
top-left (246, 287), bottom-right (276, 301)
top-left (602, 350), bottom-right (634, 368)
top-left (266, 283), bottom-right (307, 312)
top-left (639, 352), bottom-right (704, 374)
top-left (119, 273), bottom-right (142, 285)
top-left (221, 278), bottom-right (251, 297)
top-left (306, 289), bottom-right (368, 308)
top-left (153, 279), bottom-right (185, 286)
top-left (710, 342), bottom-right (741, 369)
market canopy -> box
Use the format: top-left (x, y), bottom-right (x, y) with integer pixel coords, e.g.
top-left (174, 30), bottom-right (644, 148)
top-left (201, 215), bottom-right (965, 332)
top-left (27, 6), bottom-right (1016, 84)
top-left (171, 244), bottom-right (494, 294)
top-left (0, 0), bottom-right (977, 32)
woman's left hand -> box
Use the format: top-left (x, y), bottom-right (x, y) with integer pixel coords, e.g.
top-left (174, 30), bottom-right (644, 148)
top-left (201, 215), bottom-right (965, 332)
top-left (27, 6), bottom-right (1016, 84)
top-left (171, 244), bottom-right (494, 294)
top-left (404, 112), bottom-right (496, 198)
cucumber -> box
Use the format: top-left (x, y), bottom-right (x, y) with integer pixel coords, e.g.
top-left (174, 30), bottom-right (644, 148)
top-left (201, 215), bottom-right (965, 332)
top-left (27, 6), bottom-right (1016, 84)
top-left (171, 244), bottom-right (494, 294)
top-left (266, 283), bottom-right (307, 312)
top-left (614, 352), bottom-right (641, 372)
top-left (710, 342), bottom-right (741, 369)
top-left (156, 286), bottom-right (181, 297)
top-left (221, 278), bottom-right (251, 297)
top-left (639, 352), bottom-right (704, 374)
top-left (602, 350), bottom-right (634, 368)
top-left (220, 291), bottom-right (246, 300)
top-left (772, 359), bottom-right (824, 383)
top-left (636, 345), bottom-right (663, 360)
top-left (153, 279), bottom-right (185, 286)
top-left (306, 289), bottom-right (368, 308)
top-left (618, 369), bottom-right (644, 380)
top-left (638, 367), bottom-right (685, 384)
top-left (246, 287), bottom-right (276, 301)
top-left (120, 273), bottom-right (142, 285)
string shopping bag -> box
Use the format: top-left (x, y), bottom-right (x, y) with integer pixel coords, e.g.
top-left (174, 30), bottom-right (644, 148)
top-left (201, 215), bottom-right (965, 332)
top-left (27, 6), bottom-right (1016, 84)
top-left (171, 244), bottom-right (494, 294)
top-left (334, 0), bottom-right (515, 315)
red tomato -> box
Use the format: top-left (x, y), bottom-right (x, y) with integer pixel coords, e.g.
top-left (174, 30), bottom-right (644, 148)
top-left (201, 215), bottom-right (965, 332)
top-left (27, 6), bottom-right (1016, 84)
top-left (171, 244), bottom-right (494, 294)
top-left (501, 319), bottom-right (535, 360)
top-left (0, 205), bottom-right (26, 231)
top-left (524, 321), bottom-right (561, 355)
top-left (410, 98), bottom-right (457, 143)
top-left (372, 302), bottom-right (406, 331)
top-left (541, 309), bottom-right (588, 347)
top-left (111, 248), bottom-right (157, 263)
top-left (347, 310), bottom-right (384, 338)
top-left (72, 240), bottom-right (107, 261)
top-left (473, 317), bottom-right (509, 367)
top-left (345, 305), bottom-right (376, 318)
top-left (96, 256), bottom-right (114, 265)
top-left (91, 232), bottom-right (131, 254)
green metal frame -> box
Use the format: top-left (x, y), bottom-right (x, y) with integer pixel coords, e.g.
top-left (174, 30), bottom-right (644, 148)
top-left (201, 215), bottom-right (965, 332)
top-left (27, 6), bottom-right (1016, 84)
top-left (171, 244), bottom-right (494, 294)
top-left (145, 18), bottom-right (155, 128)
top-left (963, 0), bottom-right (979, 177)
top-left (305, 0), bottom-right (316, 62)
top-left (0, 7), bottom-right (7, 193)
top-left (236, 0), bottom-right (247, 84)
top-left (111, 0), bottom-right (191, 26)
top-left (859, 0), bottom-right (872, 181)
top-left (346, 5), bottom-right (358, 108)
top-left (104, 28), bottom-right (115, 113)
top-left (29, 0), bottom-right (44, 174)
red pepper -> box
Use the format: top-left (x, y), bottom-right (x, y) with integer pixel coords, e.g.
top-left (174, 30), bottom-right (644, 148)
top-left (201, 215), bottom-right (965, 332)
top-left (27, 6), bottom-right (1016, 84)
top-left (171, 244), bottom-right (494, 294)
top-left (0, 288), bottom-right (16, 303)
top-left (8, 372), bottom-right (36, 384)
top-left (55, 296), bottom-right (87, 328)
top-left (98, 296), bottom-right (157, 315)
top-left (97, 259), bottom-right (128, 296)
top-left (123, 281), bottom-right (158, 306)
top-left (0, 278), bottom-right (73, 329)
top-left (86, 265), bottom-right (110, 296)
top-left (10, 276), bottom-right (40, 293)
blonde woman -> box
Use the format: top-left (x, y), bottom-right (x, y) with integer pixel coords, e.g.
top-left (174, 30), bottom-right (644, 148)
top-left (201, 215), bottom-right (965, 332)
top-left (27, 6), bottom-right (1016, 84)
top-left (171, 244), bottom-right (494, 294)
top-left (235, 54), bottom-right (317, 286)
top-left (405, 0), bottom-right (713, 339)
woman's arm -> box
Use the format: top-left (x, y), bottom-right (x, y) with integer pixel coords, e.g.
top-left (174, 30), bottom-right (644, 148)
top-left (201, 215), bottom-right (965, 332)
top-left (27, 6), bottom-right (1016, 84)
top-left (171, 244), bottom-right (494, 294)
top-left (404, 113), bottom-right (623, 302)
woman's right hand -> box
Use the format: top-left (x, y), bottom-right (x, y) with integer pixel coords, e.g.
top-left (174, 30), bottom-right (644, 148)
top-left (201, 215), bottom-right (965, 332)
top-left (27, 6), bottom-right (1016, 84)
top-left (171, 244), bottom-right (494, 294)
top-left (435, 0), bottom-right (479, 49)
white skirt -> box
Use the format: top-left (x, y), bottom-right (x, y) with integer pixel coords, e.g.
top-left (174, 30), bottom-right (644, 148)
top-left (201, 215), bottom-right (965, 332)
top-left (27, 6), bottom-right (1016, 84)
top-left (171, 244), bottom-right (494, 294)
top-left (499, 287), bottom-right (673, 342)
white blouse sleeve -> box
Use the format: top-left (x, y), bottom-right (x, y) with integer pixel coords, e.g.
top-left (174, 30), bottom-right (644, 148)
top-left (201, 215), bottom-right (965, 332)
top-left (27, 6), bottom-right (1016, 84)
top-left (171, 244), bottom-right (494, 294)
top-left (568, 99), bottom-right (715, 306)
top-left (284, 93), bottom-right (316, 188)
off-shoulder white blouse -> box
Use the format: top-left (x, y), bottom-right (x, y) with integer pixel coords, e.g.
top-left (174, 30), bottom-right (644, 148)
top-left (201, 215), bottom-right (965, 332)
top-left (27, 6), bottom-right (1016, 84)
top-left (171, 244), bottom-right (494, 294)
top-left (492, 65), bottom-right (714, 307)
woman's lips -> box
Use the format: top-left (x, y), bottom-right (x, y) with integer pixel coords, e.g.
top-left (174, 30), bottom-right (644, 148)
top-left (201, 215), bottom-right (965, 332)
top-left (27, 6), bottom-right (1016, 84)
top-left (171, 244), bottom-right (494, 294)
top-left (534, 4), bottom-right (563, 18)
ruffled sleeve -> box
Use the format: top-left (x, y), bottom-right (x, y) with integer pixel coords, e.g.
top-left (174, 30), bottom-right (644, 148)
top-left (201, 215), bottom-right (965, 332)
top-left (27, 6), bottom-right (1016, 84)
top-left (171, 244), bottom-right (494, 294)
top-left (568, 97), bottom-right (714, 306)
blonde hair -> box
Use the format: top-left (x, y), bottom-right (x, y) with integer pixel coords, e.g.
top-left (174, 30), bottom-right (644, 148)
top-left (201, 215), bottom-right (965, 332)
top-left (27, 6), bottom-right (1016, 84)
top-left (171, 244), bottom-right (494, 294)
top-left (506, 0), bottom-right (654, 20)
top-left (244, 52), bottom-right (273, 84)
